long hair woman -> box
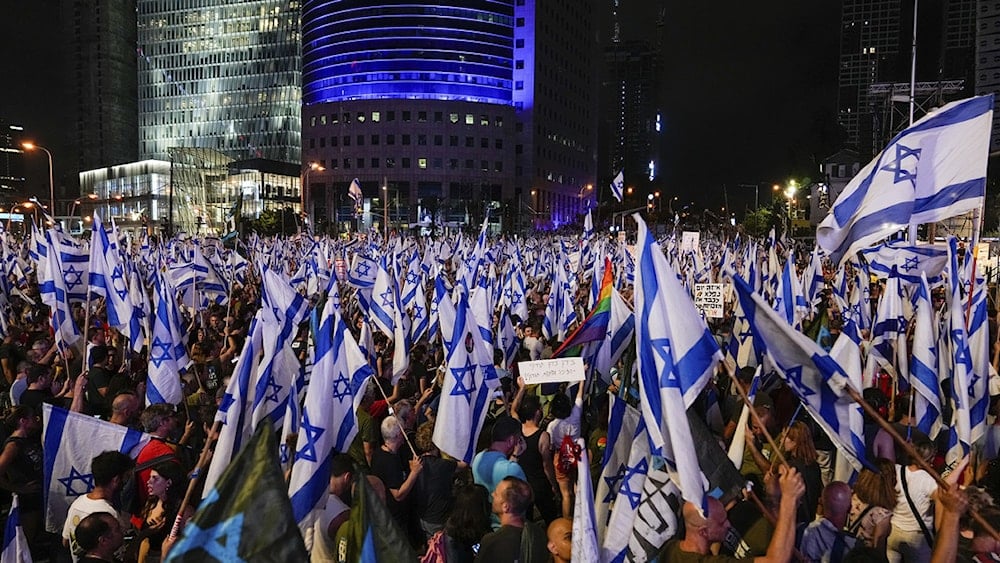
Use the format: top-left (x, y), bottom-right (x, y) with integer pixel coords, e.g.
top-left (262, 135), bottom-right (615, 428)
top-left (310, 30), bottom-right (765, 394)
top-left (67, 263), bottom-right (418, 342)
top-left (845, 458), bottom-right (897, 553)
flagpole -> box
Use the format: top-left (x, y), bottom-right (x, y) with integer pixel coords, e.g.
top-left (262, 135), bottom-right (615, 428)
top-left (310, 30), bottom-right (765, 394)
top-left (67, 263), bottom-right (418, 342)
top-left (369, 374), bottom-right (419, 459)
top-left (720, 362), bottom-right (789, 470)
top-left (842, 384), bottom-right (1000, 542)
top-left (167, 420), bottom-right (220, 543)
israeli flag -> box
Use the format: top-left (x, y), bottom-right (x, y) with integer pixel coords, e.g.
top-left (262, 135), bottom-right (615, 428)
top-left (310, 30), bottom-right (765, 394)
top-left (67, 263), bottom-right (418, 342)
top-left (910, 273), bottom-right (941, 439)
top-left (732, 273), bottom-right (868, 473)
top-left (2, 494), bottom-right (31, 563)
top-left (38, 229), bottom-right (81, 352)
top-left (865, 267), bottom-right (908, 388)
top-left (595, 396), bottom-right (641, 543)
top-left (42, 404), bottom-right (149, 534)
top-left (432, 277), bottom-right (500, 463)
top-left (88, 213), bottom-right (135, 333)
top-left (147, 270), bottom-right (190, 405)
top-left (946, 236), bottom-right (976, 467)
top-left (572, 439), bottom-right (599, 562)
top-left (288, 278), bottom-right (373, 544)
top-left (861, 242), bottom-right (948, 285)
top-left (818, 95), bottom-right (994, 265)
top-left (634, 213), bottom-right (719, 511)
top-left (610, 170), bottom-right (625, 203)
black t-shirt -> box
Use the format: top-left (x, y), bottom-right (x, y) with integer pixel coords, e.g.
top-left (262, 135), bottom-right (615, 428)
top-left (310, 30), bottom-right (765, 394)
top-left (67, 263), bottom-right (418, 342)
top-left (0, 343), bottom-right (26, 381)
top-left (86, 366), bottom-right (114, 416)
top-left (18, 388), bottom-right (56, 412)
top-left (414, 455), bottom-right (457, 525)
top-left (476, 523), bottom-right (549, 563)
top-left (370, 447), bottom-right (408, 524)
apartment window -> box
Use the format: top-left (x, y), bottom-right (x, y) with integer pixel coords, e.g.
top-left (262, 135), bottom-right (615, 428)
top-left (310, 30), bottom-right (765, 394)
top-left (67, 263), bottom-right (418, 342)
top-left (344, 159), bottom-right (351, 169)
top-left (330, 159), bottom-right (338, 170)
top-left (387, 111), bottom-right (395, 121)
top-left (331, 136), bottom-right (338, 147)
top-left (449, 113), bottom-right (459, 124)
top-left (516, 17), bottom-right (524, 26)
top-left (495, 139), bottom-right (503, 149)
top-left (343, 113), bottom-right (351, 124)
top-left (331, 113), bottom-right (339, 124)
top-left (371, 134), bottom-right (379, 145)
top-left (515, 60), bottom-right (524, 69)
top-left (481, 160), bottom-right (489, 171)
top-left (343, 136), bottom-right (351, 146)
top-left (320, 115), bottom-right (327, 125)
top-left (403, 134), bottom-right (411, 145)
top-left (449, 135), bottom-right (458, 147)
top-left (495, 162), bottom-right (503, 172)
top-left (371, 111), bottom-right (381, 123)
top-left (418, 111), bottom-right (427, 122)
top-left (371, 158), bottom-right (379, 168)
top-left (357, 158), bottom-right (365, 169)
top-left (515, 81), bottom-right (524, 90)
top-left (310, 116), bottom-right (316, 127)
top-left (357, 112), bottom-right (365, 123)
top-left (449, 159), bottom-right (459, 169)
top-left (418, 158), bottom-right (427, 169)
top-left (403, 111), bottom-right (411, 122)
top-left (387, 134), bottom-right (395, 145)
top-left (480, 115), bottom-right (489, 126)
top-left (516, 38), bottom-right (524, 48)
top-left (465, 159), bottom-right (474, 169)
top-left (434, 112), bottom-right (443, 123)
top-left (495, 117), bottom-right (503, 127)
top-left (309, 138), bottom-right (316, 148)
top-left (418, 134), bottom-right (427, 146)
top-left (481, 138), bottom-right (489, 148)
top-left (465, 114), bottom-right (474, 125)
top-left (402, 158), bottom-right (411, 168)
top-left (434, 135), bottom-right (443, 146)
top-left (433, 158), bottom-right (443, 169)
top-left (357, 135), bottom-right (364, 146)
top-left (386, 158), bottom-right (395, 168)
top-left (465, 137), bottom-right (474, 148)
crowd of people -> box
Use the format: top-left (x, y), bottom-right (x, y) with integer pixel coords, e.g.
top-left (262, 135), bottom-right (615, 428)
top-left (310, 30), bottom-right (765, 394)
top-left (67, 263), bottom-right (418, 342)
top-left (0, 228), bottom-right (997, 563)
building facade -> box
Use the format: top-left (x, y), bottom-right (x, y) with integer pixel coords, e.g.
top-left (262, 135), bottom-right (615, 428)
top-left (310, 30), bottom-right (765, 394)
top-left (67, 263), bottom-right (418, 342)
top-left (136, 0), bottom-right (302, 165)
top-left (66, 0), bottom-right (139, 173)
top-left (301, 0), bottom-right (597, 233)
top-left (977, 0), bottom-right (1000, 154)
top-left (0, 122), bottom-right (25, 196)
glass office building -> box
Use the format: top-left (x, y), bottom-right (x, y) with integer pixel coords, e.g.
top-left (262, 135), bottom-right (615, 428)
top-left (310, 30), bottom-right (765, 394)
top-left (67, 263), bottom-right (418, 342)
top-left (136, 0), bottom-right (302, 164)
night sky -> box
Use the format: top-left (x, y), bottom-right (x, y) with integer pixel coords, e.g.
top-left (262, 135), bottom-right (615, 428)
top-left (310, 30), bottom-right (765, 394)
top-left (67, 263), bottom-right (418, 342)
top-left (0, 2), bottom-right (843, 214)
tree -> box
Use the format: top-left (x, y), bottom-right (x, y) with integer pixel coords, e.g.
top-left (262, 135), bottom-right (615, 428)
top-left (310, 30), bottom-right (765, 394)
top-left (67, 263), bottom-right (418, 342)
top-left (245, 207), bottom-right (299, 236)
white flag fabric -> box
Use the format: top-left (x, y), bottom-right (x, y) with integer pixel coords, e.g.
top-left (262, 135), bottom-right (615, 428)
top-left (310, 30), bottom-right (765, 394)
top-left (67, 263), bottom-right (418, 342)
top-left (818, 95), bottom-right (994, 265)
top-left (1, 494), bottom-right (31, 563)
top-left (594, 395), bottom-right (641, 544)
top-left (572, 439), bottom-right (599, 562)
top-left (42, 404), bottom-right (150, 533)
top-left (288, 278), bottom-right (374, 545)
top-left (610, 170), bottom-right (625, 202)
top-left (147, 269), bottom-right (189, 405)
top-left (910, 273), bottom-right (942, 440)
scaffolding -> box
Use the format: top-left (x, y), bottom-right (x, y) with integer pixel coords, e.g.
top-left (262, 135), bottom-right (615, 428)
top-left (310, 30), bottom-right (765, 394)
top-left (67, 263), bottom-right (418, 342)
top-left (868, 80), bottom-right (966, 151)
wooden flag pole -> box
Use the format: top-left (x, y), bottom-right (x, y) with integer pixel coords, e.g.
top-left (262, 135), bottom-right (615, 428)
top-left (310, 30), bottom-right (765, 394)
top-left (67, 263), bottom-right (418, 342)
top-left (842, 384), bottom-right (1000, 542)
top-left (168, 419), bottom-right (221, 541)
top-left (721, 363), bottom-right (789, 470)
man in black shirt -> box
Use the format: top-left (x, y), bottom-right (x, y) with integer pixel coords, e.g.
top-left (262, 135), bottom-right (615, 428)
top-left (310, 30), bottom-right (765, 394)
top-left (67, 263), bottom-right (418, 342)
top-left (476, 476), bottom-right (548, 563)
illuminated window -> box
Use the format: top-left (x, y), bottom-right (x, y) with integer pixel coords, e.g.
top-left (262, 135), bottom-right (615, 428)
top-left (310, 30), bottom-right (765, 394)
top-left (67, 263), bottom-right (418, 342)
top-left (371, 111), bottom-right (380, 122)
top-left (465, 114), bottom-right (474, 125)
top-left (450, 113), bottom-right (459, 124)
top-left (418, 158), bottom-right (427, 169)
top-left (357, 112), bottom-right (365, 123)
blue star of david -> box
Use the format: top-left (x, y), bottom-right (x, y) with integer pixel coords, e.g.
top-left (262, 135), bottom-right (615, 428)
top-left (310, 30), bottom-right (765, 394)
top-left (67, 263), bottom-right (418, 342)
top-left (411, 304), bottom-right (424, 320)
top-left (849, 303), bottom-right (862, 319)
top-left (953, 330), bottom-right (973, 371)
top-left (450, 356), bottom-right (476, 401)
top-left (149, 336), bottom-right (173, 369)
top-left (296, 410), bottom-right (325, 463)
top-left (503, 287), bottom-right (513, 301)
top-left (968, 372), bottom-right (981, 397)
top-left (379, 288), bottom-right (394, 308)
top-left (279, 443), bottom-right (290, 465)
top-left (880, 143), bottom-right (921, 187)
top-left (603, 463), bottom-right (628, 503)
top-left (167, 509), bottom-right (246, 562)
top-left (650, 337), bottom-right (679, 388)
top-left (902, 257), bottom-right (919, 272)
top-left (63, 265), bottom-right (84, 291)
top-left (58, 466), bottom-right (94, 497)
top-left (355, 262), bottom-right (371, 277)
top-left (264, 375), bottom-right (282, 403)
top-left (510, 292), bottom-right (522, 307)
top-left (405, 271), bottom-right (421, 286)
top-left (618, 458), bottom-right (648, 509)
top-left (784, 365), bottom-right (815, 397)
top-left (110, 265), bottom-right (129, 300)
top-left (331, 374), bottom-right (352, 401)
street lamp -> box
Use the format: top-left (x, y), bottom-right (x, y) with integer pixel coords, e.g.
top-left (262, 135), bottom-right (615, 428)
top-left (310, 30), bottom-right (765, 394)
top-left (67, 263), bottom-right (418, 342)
top-left (21, 142), bottom-right (54, 215)
top-left (302, 162), bottom-right (324, 226)
top-left (577, 183), bottom-right (593, 212)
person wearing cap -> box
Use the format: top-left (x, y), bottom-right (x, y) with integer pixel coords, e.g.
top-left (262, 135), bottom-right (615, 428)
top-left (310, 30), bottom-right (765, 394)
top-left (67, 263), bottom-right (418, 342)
top-left (472, 415), bottom-right (526, 529)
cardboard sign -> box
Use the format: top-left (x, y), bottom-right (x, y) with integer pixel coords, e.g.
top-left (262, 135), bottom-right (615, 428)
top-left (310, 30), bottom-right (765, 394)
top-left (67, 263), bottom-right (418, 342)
top-left (517, 357), bottom-right (585, 385)
top-left (694, 283), bottom-right (725, 318)
top-left (681, 231), bottom-right (700, 252)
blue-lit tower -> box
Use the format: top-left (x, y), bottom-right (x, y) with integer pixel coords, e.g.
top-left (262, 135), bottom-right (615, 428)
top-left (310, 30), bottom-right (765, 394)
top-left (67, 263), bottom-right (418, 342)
top-left (301, 0), bottom-right (597, 232)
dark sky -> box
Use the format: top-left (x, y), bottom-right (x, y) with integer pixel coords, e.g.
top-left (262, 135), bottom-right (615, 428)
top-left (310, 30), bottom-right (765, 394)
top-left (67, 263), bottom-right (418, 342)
top-left (0, 2), bottom-right (844, 214)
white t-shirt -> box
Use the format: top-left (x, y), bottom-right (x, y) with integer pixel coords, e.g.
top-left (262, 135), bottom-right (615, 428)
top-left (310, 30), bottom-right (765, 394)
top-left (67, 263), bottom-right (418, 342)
top-left (310, 492), bottom-right (350, 563)
top-left (891, 465), bottom-right (937, 532)
top-left (546, 396), bottom-right (583, 450)
top-left (62, 495), bottom-right (122, 562)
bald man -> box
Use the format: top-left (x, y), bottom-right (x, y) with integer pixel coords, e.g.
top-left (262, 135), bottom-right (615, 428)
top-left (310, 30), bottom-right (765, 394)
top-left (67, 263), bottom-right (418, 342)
top-left (546, 517), bottom-right (572, 563)
top-left (659, 465), bottom-right (805, 563)
top-left (799, 481), bottom-right (856, 562)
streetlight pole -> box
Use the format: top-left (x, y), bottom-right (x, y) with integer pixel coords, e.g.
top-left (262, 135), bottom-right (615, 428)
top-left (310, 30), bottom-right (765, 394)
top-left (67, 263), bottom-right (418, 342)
top-left (21, 142), bottom-right (54, 216)
top-left (301, 162), bottom-right (323, 229)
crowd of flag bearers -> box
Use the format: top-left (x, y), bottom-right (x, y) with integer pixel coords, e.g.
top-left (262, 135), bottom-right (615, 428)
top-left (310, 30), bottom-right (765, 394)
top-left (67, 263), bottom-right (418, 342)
top-left (0, 94), bottom-right (994, 563)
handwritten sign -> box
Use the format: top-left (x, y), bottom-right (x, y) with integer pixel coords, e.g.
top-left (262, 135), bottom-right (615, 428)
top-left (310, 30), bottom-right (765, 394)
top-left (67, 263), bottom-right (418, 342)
top-left (681, 231), bottom-right (700, 252)
top-left (518, 357), bottom-right (585, 385)
top-left (694, 283), bottom-right (724, 318)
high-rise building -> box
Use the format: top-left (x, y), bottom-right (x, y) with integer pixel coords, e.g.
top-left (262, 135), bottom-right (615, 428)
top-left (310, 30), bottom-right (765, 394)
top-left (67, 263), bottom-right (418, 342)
top-left (601, 40), bottom-right (661, 196)
top-left (837, 0), bottom-right (977, 158)
top-left (0, 121), bottom-right (25, 196)
top-left (301, 0), bottom-right (597, 232)
top-left (66, 0), bottom-right (139, 173)
top-left (977, 0), bottom-right (1000, 154)
top-left (136, 1), bottom-right (302, 165)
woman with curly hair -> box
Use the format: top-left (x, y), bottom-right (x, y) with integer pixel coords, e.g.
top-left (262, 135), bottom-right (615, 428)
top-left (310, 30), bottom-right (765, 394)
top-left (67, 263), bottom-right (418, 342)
top-left (845, 458), bottom-right (897, 553)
